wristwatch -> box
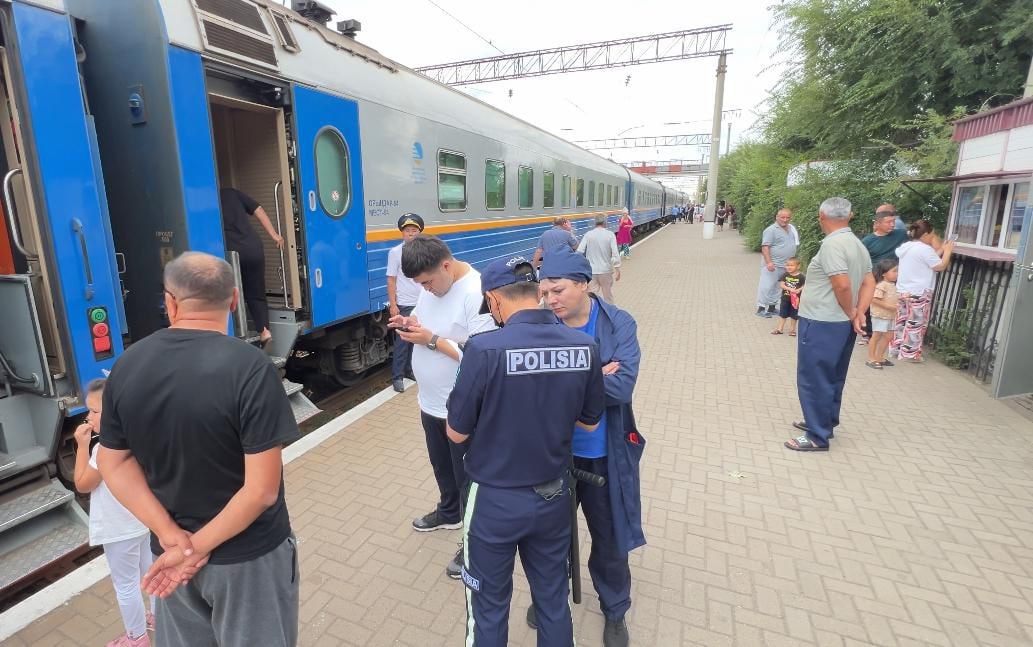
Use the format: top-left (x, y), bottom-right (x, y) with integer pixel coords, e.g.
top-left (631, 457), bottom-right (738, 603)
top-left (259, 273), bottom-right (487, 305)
top-left (427, 334), bottom-right (439, 351)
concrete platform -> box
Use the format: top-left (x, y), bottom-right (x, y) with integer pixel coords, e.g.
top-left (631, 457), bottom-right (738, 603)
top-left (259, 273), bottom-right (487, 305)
top-left (4, 224), bottom-right (1033, 646)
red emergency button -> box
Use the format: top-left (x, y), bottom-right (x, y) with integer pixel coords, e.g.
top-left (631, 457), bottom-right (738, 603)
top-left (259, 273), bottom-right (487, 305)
top-left (92, 322), bottom-right (109, 337)
top-left (92, 336), bottom-right (111, 353)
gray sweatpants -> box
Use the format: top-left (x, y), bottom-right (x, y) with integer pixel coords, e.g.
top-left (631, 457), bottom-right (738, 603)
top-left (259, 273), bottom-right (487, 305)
top-left (756, 264), bottom-right (783, 308)
top-left (156, 535), bottom-right (299, 647)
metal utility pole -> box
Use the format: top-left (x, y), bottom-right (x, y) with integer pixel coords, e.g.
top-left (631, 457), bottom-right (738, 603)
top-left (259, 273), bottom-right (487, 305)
top-left (702, 53), bottom-right (727, 241)
top-left (726, 121), bottom-right (732, 155)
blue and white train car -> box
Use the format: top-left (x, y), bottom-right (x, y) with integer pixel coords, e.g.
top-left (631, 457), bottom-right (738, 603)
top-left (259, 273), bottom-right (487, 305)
top-left (69, 0), bottom-right (668, 387)
top-left (0, 0), bottom-right (127, 592)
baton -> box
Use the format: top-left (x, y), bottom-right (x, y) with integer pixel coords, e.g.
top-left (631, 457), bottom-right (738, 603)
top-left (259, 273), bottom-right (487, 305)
top-left (568, 467), bottom-right (606, 605)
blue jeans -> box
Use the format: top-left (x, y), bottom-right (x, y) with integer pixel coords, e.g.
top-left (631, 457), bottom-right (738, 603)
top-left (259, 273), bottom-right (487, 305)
top-left (796, 318), bottom-right (856, 445)
top-left (391, 305), bottom-right (415, 380)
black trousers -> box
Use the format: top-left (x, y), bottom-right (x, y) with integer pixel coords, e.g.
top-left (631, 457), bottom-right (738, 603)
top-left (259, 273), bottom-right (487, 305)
top-left (421, 411), bottom-right (468, 522)
top-left (235, 244), bottom-right (269, 333)
top-left (575, 456), bottom-right (632, 621)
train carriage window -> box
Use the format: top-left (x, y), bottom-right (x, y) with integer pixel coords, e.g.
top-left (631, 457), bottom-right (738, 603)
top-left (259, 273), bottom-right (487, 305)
top-left (486, 160), bottom-right (506, 210)
top-left (518, 166), bottom-right (534, 209)
top-left (606, 185), bottom-right (612, 206)
top-left (438, 150), bottom-right (467, 211)
top-left (576, 178), bottom-right (585, 207)
top-left (561, 175), bottom-right (570, 208)
top-left (314, 128), bottom-right (350, 217)
top-left (544, 171), bottom-right (555, 208)
top-left (588, 181), bottom-right (595, 207)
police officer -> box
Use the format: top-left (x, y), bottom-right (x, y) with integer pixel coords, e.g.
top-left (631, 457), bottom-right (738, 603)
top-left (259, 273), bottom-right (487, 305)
top-left (446, 256), bottom-right (606, 647)
top-left (531, 248), bottom-right (646, 647)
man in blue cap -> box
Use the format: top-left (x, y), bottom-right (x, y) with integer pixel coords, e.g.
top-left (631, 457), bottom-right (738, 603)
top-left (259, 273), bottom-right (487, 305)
top-left (446, 255), bottom-right (606, 647)
top-left (533, 247), bottom-right (645, 647)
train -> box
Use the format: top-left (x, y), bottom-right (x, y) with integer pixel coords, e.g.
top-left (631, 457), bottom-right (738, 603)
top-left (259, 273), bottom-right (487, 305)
top-left (0, 0), bottom-right (686, 594)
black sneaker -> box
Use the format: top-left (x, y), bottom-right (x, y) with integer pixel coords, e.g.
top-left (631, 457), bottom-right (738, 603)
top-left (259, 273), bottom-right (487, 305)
top-left (446, 544), bottom-right (463, 580)
top-left (412, 510), bottom-right (462, 532)
top-left (754, 306), bottom-right (767, 318)
top-left (392, 379), bottom-right (405, 393)
top-left (765, 305), bottom-right (777, 318)
top-left (525, 605), bottom-right (537, 630)
top-left (603, 617), bottom-right (629, 647)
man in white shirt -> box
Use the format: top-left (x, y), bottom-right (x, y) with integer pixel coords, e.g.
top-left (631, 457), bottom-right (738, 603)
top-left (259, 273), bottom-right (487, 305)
top-left (577, 215), bottom-right (622, 303)
top-left (386, 214), bottom-right (425, 392)
top-left (388, 235), bottom-right (495, 579)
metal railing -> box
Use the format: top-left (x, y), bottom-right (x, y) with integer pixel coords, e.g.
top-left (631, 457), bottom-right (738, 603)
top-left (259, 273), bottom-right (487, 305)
top-left (927, 254), bottom-right (1014, 382)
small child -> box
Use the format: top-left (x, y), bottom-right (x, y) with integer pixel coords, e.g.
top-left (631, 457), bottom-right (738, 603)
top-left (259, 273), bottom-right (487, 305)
top-left (73, 379), bottom-right (155, 647)
top-left (867, 258), bottom-right (899, 369)
top-left (772, 257), bottom-right (805, 336)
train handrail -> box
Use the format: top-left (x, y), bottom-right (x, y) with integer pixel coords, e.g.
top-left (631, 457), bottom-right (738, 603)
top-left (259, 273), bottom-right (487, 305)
top-left (71, 218), bottom-right (95, 300)
top-left (273, 180), bottom-right (289, 305)
top-left (3, 168), bottom-right (34, 260)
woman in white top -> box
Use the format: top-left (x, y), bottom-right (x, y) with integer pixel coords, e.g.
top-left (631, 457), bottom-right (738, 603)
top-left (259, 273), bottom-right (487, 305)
top-left (890, 220), bottom-right (955, 362)
top-left (74, 379), bottom-right (156, 647)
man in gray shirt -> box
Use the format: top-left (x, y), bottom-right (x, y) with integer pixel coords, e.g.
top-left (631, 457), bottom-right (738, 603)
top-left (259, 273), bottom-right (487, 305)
top-left (785, 197), bottom-right (874, 453)
top-left (532, 217), bottom-right (578, 268)
top-left (756, 209), bottom-right (799, 317)
top-left (577, 215), bottom-right (622, 303)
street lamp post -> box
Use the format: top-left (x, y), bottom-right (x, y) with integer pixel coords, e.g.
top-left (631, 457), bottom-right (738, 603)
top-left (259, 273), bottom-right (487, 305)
top-left (702, 53), bottom-right (727, 241)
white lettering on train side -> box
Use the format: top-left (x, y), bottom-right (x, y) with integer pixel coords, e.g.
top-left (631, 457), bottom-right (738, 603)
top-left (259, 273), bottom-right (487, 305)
top-left (506, 347), bottom-right (591, 375)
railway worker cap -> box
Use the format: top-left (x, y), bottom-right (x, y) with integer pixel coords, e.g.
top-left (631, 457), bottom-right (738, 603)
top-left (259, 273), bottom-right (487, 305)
top-left (478, 255), bottom-right (537, 314)
top-left (539, 246), bottom-right (592, 284)
top-left (397, 213), bottom-right (425, 232)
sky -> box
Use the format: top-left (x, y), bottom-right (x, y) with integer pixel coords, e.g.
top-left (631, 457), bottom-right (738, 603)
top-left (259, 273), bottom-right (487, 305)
top-left (290, 0), bottom-right (787, 194)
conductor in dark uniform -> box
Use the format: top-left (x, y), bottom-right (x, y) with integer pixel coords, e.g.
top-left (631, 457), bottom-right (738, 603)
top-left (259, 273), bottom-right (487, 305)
top-left (446, 256), bottom-right (606, 647)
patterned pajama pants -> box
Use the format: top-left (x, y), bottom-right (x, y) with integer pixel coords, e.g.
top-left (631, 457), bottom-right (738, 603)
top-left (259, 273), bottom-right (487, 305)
top-left (891, 289), bottom-right (933, 360)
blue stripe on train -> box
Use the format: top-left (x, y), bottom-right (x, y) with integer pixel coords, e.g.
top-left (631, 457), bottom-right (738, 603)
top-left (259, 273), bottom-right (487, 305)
top-left (362, 208), bottom-right (662, 313)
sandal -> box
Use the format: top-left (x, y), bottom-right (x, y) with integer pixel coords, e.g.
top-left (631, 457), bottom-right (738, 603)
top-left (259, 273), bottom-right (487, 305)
top-left (771, 330), bottom-right (783, 335)
top-left (788, 331), bottom-right (797, 337)
top-left (865, 360), bottom-right (883, 369)
top-left (784, 435), bottom-right (828, 452)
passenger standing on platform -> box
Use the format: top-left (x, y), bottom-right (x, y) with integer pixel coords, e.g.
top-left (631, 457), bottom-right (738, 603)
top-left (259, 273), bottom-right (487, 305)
top-left (98, 252), bottom-right (301, 646)
top-left (771, 257), bottom-right (804, 336)
top-left (890, 220), bottom-right (955, 363)
top-left (386, 213), bottom-right (425, 392)
top-left (616, 210), bottom-right (634, 257)
top-left (390, 234), bottom-right (496, 579)
top-left (219, 187), bottom-right (283, 346)
top-left (785, 198), bottom-right (874, 452)
top-left (74, 378), bottom-right (156, 647)
top-left (532, 217), bottom-right (578, 268)
top-left (859, 204), bottom-right (909, 342)
top-left (536, 248), bottom-right (646, 647)
top-left (577, 215), bottom-right (622, 303)
top-left (446, 255), bottom-right (605, 647)
top-left (755, 209), bottom-right (799, 318)
top-left (867, 259), bottom-right (899, 368)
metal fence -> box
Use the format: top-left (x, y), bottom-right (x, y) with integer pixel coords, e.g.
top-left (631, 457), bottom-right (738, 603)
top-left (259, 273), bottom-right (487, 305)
top-left (927, 254), bottom-right (1014, 382)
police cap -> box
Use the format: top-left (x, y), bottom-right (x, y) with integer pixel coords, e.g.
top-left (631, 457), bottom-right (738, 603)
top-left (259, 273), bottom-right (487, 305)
top-left (397, 213), bottom-right (425, 232)
top-left (478, 255), bottom-right (537, 314)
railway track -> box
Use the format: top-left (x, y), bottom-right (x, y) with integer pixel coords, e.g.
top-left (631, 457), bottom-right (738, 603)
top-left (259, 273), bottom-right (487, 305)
top-left (0, 366), bottom-right (393, 613)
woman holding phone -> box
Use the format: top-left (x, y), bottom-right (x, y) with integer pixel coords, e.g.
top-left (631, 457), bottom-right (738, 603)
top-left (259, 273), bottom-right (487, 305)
top-left (890, 220), bottom-right (955, 362)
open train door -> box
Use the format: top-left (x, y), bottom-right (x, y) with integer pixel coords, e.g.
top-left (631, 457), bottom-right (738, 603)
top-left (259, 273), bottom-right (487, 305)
top-left (992, 201), bottom-right (1033, 398)
top-left (291, 85), bottom-right (367, 329)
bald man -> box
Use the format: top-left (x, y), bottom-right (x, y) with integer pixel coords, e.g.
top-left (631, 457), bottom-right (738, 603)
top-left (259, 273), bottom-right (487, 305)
top-left (756, 209), bottom-right (799, 317)
top-left (98, 252), bottom-right (300, 647)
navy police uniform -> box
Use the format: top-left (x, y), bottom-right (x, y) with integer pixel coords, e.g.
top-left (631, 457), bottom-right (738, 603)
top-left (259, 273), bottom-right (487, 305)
top-left (447, 257), bottom-right (606, 647)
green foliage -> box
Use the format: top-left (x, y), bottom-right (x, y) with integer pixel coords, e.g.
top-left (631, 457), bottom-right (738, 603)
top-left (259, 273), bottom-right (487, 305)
top-left (929, 288), bottom-right (975, 369)
top-left (721, 0), bottom-right (1031, 268)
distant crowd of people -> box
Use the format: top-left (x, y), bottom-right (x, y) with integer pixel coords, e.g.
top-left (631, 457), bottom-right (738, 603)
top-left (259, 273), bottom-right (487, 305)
top-left (749, 200), bottom-right (956, 453)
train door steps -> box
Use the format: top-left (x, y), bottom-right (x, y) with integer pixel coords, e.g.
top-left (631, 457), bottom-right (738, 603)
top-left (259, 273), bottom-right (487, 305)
top-left (0, 479), bottom-right (88, 593)
top-left (283, 378), bottom-right (320, 424)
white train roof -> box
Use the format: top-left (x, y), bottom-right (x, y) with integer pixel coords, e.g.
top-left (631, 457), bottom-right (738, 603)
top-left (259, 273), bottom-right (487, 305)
top-left (157, 0), bottom-right (659, 185)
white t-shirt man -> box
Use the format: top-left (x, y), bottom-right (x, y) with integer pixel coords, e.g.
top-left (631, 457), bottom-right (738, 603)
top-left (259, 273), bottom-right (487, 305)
top-left (410, 269), bottom-right (496, 418)
top-left (386, 242), bottom-right (422, 308)
top-left (895, 241), bottom-right (941, 295)
top-left (88, 444), bottom-right (149, 546)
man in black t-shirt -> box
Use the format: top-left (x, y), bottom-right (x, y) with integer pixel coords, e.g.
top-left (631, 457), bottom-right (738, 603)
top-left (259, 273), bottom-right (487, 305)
top-left (98, 252), bottom-right (300, 647)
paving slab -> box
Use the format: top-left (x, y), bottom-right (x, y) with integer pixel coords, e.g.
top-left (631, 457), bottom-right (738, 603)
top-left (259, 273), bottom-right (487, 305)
top-left (5, 224), bottom-right (1033, 646)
